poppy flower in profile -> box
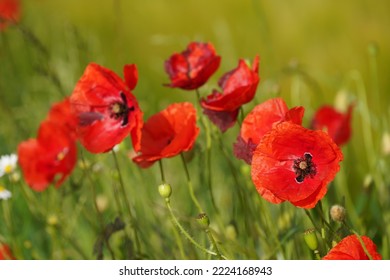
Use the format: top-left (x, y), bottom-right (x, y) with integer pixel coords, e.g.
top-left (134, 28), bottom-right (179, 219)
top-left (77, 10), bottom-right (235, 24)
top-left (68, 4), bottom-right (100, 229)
top-left (46, 98), bottom-right (78, 139)
top-left (132, 102), bottom-right (199, 168)
top-left (164, 42), bottom-right (221, 90)
top-left (70, 63), bottom-right (143, 153)
top-left (201, 55), bottom-right (260, 132)
top-left (17, 120), bottom-right (77, 192)
top-left (0, 0), bottom-right (20, 30)
top-left (234, 98), bottom-right (304, 164)
top-left (251, 122), bottom-right (343, 208)
top-left (311, 104), bottom-right (353, 146)
top-left (0, 243), bottom-right (15, 260)
top-left (323, 235), bottom-right (382, 260)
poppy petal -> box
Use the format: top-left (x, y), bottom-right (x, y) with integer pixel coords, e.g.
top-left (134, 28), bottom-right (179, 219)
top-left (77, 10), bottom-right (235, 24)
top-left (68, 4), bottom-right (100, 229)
top-left (323, 235), bottom-right (382, 260)
top-left (133, 102), bottom-right (199, 168)
top-left (251, 122), bottom-right (343, 208)
top-left (124, 64), bottom-right (138, 91)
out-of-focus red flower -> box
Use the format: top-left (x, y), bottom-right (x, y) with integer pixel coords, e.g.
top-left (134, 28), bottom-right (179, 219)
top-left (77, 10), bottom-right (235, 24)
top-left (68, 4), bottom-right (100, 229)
top-left (0, 243), bottom-right (15, 260)
top-left (323, 235), bottom-right (382, 260)
top-left (164, 42), bottom-right (221, 90)
top-left (234, 98), bottom-right (304, 164)
top-left (251, 122), bottom-right (343, 208)
top-left (17, 120), bottom-right (77, 192)
top-left (70, 63), bottom-right (143, 153)
top-left (0, 0), bottom-right (20, 30)
top-left (132, 102), bottom-right (199, 168)
top-left (201, 55), bottom-right (260, 132)
top-left (46, 98), bottom-right (78, 139)
top-left (311, 104), bottom-right (353, 146)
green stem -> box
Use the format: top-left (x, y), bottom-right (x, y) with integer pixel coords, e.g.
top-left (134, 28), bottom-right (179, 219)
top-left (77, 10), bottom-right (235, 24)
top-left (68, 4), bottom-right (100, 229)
top-left (180, 153), bottom-right (203, 213)
top-left (314, 250), bottom-right (321, 260)
top-left (165, 199), bottom-right (224, 259)
top-left (205, 228), bottom-right (222, 260)
top-left (304, 209), bottom-right (321, 233)
top-left (158, 160), bottom-right (166, 183)
top-left (350, 70), bottom-right (375, 169)
top-left (112, 150), bottom-right (141, 255)
top-left (61, 230), bottom-right (89, 259)
top-left (80, 152), bottom-right (116, 259)
top-left (157, 160), bottom-right (185, 258)
top-left (368, 43), bottom-right (380, 110)
top-left (317, 201), bottom-right (329, 250)
top-left (195, 89), bottom-right (219, 214)
top-left (1, 200), bottom-right (15, 250)
top-left (16, 24), bottom-right (66, 97)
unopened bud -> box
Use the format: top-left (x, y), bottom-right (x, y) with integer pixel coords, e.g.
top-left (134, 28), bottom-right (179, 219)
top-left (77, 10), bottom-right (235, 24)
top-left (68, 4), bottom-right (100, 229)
top-left (96, 194), bottom-right (109, 212)
top-left (303, 228), bottom-right (318, 251)
top-left (382, 132), bottom-right (390, 156)
top-left (330, 205), bottom-right (346, 222)
top-left (196, 213), bottom-right (210, 230)
top-left (47, 214), bottom-right (58, 226)
top-left (158, 183), bottom-right (172, 199)
top-left (225, 222), bottom-right (238, 241)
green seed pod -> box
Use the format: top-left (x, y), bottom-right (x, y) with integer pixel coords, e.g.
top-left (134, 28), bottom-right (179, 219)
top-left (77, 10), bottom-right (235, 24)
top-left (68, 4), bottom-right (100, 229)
top-left (196, 213), bottom-right (210, 230)
top-left (158, 183), bottom-right (172, 199)
top-left (303, 228), bottom-right (318, 251)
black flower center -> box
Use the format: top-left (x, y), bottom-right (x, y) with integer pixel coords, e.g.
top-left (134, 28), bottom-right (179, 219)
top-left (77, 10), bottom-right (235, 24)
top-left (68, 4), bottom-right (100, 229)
top-left (293, 152), bottom-right (317, 183)
top-left (110, 92), bottom-right (134, 126)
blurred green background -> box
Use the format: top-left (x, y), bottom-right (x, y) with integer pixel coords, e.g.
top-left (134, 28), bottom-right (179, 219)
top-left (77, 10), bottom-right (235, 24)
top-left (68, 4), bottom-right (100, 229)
top-left (1, 0), bottom-right (389, 259)
top-left (1, 0), bottom-right (390, 149)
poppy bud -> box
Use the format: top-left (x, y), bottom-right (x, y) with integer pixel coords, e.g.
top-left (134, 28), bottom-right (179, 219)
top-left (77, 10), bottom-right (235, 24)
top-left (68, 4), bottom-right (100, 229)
top-left (240, 164), bottom-right (251, 176)
top-left (382, 132), bottom-right (390, 156)
top-left (196, 213), bottom-right (210, 230)
top-left (303, 228), bottom-right (318, 251)
top-left (158, 183), bottom-right (172, 199)
top-left (330, 205), bottom-right (346, 222)
top-left (47, 214), bottom-right (58, 226)
top-left (96, 194), bottom-right (109, 212)
top-left (225, 222), bottom-right (238, 241)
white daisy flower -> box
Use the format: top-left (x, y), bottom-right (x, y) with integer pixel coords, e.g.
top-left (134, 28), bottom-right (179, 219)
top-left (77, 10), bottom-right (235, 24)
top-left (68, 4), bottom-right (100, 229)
top-left (0, 185), bottom-right (12, 200)
top-left (0, 154), bottom-right (18, 177)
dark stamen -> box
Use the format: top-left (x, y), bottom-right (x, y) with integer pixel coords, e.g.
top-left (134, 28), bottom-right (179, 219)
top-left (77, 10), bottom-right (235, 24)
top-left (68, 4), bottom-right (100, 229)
top-left (109, 92), bottom-right (135, 127)
top-left (293, 152), bottom-right (317, 183)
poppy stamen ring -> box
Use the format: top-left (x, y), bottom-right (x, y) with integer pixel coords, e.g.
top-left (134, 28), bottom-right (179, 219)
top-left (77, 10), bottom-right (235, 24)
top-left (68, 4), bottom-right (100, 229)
top-left (293, 152), bottom-right (317, 183)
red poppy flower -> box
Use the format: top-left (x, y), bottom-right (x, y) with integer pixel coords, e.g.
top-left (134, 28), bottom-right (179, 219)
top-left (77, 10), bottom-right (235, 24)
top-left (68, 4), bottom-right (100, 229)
top-left (0, 243), bottom-right (15, 260)
top-left (70, 63), bottom-right (143, 153)
top-left (323, 235), bottom-right (382, 260)
top-left (201, 55), bottom-right (260, 132)
top-left (132, 102), bottom-right (199, 168)
top-left (164, 42), bottom-right (221, 90)
top-left (17, 120), bottom-right (77, 192)
top-left (46, 98), bottom-right (78, 139)
top-left (311, 104), bottom-right (353, 146)
top-left (234, 98), bottom-right (304, 164)
top-left (251, 122), bottom-right (343, 208)
top-left (0, 0), bottom-right (20, 30)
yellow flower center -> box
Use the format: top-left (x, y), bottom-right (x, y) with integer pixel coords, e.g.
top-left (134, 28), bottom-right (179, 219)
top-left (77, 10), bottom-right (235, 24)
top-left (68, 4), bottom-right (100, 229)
top-left (4, 164), bottom-right (13, 174)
